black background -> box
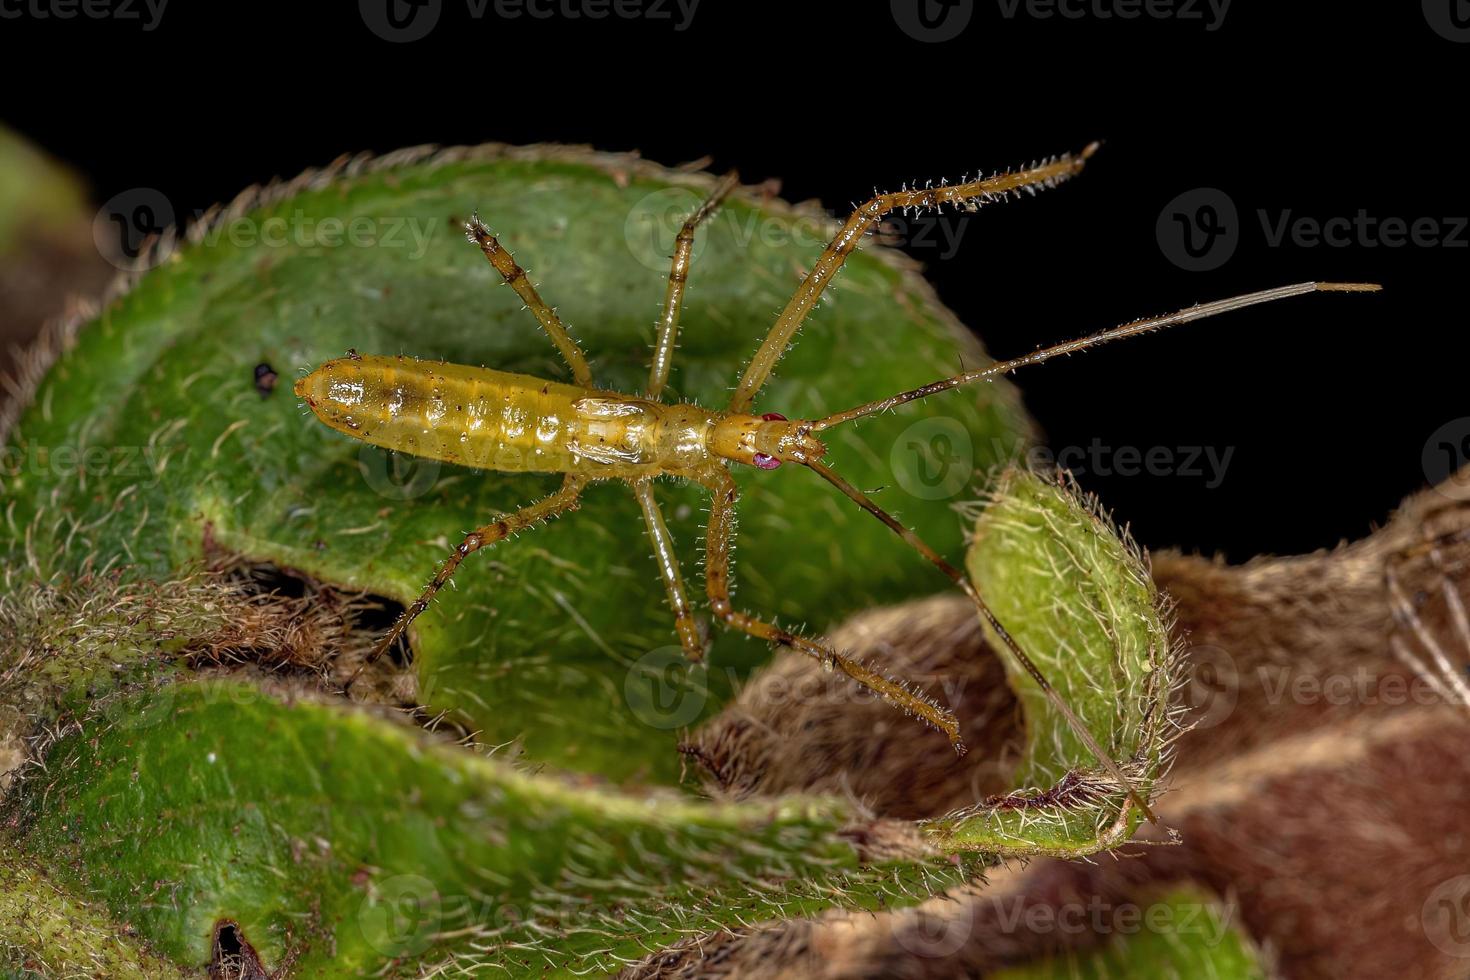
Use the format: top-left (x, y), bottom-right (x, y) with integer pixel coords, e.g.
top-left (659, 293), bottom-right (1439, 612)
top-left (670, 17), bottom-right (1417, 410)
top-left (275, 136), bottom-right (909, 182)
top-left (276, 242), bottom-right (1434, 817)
top-left (3, 1), bottom-right (1464, 561)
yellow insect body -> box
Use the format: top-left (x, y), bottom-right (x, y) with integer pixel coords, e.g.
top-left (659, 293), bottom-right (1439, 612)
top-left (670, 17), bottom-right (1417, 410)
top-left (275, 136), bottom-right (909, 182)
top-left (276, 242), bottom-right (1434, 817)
top-left (297, 353), bottom-right (775, 479)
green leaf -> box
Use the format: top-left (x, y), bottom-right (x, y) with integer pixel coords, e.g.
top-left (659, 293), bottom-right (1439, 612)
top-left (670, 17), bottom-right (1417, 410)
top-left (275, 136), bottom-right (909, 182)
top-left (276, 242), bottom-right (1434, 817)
top-left (0, 145), bottom-right (1032, 783)
top-left (926, 468), bottom-right (1176, 855)
top-left (0, 856), bottom-right (188, 979)
top-left (3, 680), bottom-right (978, 977)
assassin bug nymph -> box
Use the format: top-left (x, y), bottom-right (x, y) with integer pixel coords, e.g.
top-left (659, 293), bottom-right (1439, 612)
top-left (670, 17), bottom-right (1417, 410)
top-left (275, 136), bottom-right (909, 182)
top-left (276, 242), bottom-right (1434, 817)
top-left (298, 143), bottom-right (1378, 823)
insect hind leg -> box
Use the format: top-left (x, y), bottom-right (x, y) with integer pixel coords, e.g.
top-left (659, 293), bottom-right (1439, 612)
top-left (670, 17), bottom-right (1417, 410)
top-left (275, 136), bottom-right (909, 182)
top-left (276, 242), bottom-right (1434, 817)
top-left (465, 215), bottom-right (595, 388)
top-left (349, 475), bottom-right (587, 686)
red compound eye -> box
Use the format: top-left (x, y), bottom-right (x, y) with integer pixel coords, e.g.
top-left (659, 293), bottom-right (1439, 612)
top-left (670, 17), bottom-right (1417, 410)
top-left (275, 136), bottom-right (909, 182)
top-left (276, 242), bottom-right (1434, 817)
top-left (752, 453), bottom-right (782, 470)
top-left (761, 412), bottom-right (787, 422)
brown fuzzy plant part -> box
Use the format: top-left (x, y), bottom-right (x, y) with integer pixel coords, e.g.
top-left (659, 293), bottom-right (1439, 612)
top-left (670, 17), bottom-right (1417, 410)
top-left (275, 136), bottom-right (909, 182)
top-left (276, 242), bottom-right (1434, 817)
top-left (657, 471), bottom-right (1470, 980)
top-left (678, 594), bottom-right (1021, 821)
top-left (0, 562), bottom-right (386, 794)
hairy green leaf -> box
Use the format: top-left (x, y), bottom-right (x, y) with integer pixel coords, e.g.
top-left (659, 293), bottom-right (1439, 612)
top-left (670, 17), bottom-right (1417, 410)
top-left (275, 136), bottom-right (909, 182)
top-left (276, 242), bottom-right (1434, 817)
top-left (0, 145), bottom-right (1032, 783)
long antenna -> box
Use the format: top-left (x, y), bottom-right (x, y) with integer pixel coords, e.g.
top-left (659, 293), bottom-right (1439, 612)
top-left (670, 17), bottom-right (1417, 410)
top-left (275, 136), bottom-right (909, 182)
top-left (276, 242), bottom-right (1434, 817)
top-left (811, 282), bottom-right (1381, 434)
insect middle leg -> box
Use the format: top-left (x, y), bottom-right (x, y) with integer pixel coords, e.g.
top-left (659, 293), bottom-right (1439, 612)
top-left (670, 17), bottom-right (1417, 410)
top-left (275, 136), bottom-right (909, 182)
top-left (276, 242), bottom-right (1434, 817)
top-left (695, 465), bottom-right (965, 751)
top-left (353, 475), bottom-right (588, 681)
top-left (646, 173), bottom-right (738, 400)
top-left (632, 479), bottom-right (707, 662)
top-left (465, 215), bottom-right (595, 388)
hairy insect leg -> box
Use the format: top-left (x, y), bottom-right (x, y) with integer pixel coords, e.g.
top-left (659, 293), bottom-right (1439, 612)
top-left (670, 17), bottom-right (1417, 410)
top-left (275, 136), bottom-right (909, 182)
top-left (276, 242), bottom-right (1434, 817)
top-left (647, 173), bottom-right (739, 400)
top-left (803, 457), bottom-right (1159, 824)
top-left (727, 145), bottom-right (1098, 413)
top-left (350, 475), bottom-right (587, 685)
top-left (695, 465), bottom-right (966, 752)
top-left (632, 479), bottom-right (708, 662)
top-left (465, 215), bottom-right (595, 388)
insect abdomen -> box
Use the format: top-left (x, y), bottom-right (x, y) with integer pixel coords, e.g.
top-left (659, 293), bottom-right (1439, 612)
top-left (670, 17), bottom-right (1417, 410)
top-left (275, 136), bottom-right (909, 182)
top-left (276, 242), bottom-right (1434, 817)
top-left (297, 354), bottom-right (700, 475)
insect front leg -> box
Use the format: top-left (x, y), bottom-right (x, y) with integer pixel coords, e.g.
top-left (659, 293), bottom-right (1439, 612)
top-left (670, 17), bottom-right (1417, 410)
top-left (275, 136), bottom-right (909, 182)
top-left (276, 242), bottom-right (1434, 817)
top-left (351, 475), bottom-right (587, 684)
top-left (726, 147), bottom-right (1098, 413)
top-left (695, 465), bottom-right (965, 752)
top-left (646, 173), bottom-right (738, 400)
top-left (632, 479), bottom-right (708, 662)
